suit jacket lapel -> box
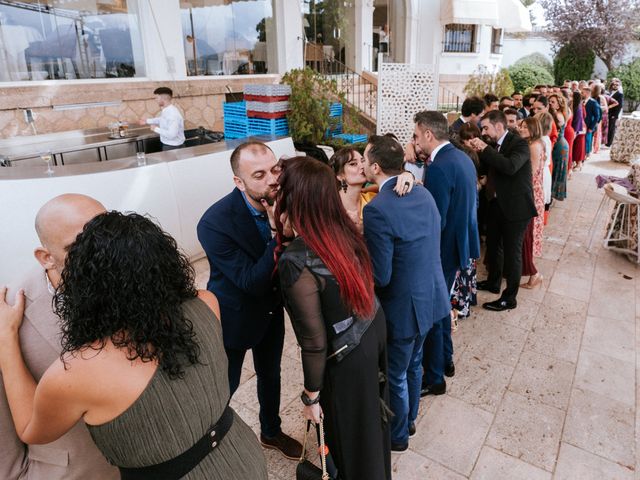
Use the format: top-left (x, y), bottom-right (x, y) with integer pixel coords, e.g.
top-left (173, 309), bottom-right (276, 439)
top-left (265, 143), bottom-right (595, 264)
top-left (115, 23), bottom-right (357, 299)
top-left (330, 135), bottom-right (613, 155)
top-left (230, 189), bottom-right (268, 258)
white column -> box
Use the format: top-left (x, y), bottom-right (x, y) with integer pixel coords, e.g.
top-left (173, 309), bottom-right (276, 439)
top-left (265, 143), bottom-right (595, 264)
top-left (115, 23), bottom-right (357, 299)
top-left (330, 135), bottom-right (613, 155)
top-left (137, 0), bottom-right (187, 80)
top-left (355, 0), bottom-right (374, 72)
top-left (413, 0), bottom-right (441, 65)
top-left (272, 0), bottom-right (304, 74)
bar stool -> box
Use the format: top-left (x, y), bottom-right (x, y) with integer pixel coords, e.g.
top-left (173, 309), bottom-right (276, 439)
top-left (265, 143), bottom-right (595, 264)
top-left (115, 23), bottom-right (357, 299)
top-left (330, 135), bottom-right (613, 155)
top-left (588, 183), bottom-right (640, 262)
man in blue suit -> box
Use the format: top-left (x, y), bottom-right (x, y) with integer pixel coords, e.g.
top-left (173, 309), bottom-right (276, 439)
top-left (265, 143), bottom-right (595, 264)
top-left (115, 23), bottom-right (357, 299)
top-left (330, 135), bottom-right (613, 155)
top-left (197, 141), bottom-right (302, 460)
top-left (363, 135), bottom-right (451, 453)
top-left (414, 111), bottom-right (480, 394)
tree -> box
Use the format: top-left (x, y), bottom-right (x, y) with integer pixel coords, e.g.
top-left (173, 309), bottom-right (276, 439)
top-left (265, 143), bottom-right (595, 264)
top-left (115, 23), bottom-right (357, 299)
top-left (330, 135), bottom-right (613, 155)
top-left (553, 43), bottom-right (596, 83)
top-left (520, 0), bottom-right (536, 5)
top-left (464, 66), bottom-right (514, 98)
top-left (540, 0), bottom-right (640, 70)
top-left (509, 63), bottom-right (554, 92)
top-left (609, 58), bottom-right (640, 110)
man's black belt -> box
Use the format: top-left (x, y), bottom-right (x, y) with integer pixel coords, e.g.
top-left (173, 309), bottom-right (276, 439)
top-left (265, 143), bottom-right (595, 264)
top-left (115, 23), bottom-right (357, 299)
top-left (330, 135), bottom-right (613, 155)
top-left (118, 405), bottom-right (234, 480)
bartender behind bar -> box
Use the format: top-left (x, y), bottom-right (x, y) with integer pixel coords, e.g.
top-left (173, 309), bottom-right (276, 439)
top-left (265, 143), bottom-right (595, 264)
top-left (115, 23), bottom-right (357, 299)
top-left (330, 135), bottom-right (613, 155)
top-left (140, 87), bottom-right (185, 151)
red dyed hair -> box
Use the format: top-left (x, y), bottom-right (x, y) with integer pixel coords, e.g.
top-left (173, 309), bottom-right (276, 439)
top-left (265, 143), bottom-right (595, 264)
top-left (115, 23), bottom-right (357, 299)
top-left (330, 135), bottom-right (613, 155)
top-left (275, 156), bottom-right (375, 318)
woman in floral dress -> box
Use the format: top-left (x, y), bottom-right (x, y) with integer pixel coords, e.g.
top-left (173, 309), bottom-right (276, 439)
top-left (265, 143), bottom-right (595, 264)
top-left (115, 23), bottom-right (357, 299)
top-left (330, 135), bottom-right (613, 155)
top-left (519, 116), bottom-right (546, 288)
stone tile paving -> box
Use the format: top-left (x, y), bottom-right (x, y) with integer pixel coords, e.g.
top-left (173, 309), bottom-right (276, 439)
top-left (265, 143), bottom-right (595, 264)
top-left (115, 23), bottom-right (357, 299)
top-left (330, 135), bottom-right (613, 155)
top-left (194, 148), bottom-right (638, 479)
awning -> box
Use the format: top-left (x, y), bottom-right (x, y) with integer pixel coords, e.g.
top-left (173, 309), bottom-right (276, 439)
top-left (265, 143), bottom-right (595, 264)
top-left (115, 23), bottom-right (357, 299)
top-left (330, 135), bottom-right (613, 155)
top-left (440, 0), bottom-right (499, 26)
top-left (497, 0), bottom-right (533, 32)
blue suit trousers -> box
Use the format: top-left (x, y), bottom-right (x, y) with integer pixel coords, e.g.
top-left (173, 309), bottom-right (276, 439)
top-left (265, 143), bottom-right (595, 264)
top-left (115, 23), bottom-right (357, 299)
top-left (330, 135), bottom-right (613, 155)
top-left (422, 266), bottom-right (457, 385)
top-left (387, 332), bottom-right (427, 445)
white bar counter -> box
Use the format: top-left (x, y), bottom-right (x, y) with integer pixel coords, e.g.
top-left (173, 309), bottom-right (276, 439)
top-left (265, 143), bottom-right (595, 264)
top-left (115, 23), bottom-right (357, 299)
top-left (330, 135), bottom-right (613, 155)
top-left (0, 136), bottom-right (295, 285)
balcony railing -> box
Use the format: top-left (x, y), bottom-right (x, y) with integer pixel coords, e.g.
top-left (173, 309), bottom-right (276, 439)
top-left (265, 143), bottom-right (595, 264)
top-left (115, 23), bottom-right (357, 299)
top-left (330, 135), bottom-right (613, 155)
top-left (304, 42), bottom-right (377, 122)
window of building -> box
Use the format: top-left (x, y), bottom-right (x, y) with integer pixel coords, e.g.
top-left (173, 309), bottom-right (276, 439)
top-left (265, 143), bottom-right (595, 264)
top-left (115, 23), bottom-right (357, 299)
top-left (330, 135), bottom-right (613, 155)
top-left (443, 24), bottom-right (478, 53)
top-left (301, 0), bottom-right (347, 68)
top-left (491, 28), bottom-right (503, 54)
top-left (0, 0), bottom-right (145, 82)
top-left (180, 0), bottom-right (274, 76)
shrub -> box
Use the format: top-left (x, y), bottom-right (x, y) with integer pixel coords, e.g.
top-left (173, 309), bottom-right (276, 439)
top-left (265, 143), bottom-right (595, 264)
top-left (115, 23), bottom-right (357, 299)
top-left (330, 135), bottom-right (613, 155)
top-left (609, 58), bottom-right (640, 111)
top-left (463, 66), bottom-right (514, 98)
top-left (514, 53), bottom-right (554, 75)
top-left (553, 43), bottom-right (595, 84)
top-left (280, 68), bottom-right (347, 144)
top-left (509, 63), bottom-right (555, 93)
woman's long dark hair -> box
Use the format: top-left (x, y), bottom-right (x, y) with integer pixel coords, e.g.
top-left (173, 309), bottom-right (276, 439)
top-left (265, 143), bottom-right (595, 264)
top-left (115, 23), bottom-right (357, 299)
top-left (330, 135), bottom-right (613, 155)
top-left (572, 91), bottom-right (582, 118)
top-left (54, 211), bottom-right (200, 379)
top-left (275, 157), bottom-right (376, 318)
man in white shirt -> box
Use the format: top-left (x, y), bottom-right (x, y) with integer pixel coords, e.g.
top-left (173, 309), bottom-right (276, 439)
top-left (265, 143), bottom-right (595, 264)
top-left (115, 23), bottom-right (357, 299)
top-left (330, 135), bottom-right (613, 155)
top-left (140, 87), bottom-right (185, 151)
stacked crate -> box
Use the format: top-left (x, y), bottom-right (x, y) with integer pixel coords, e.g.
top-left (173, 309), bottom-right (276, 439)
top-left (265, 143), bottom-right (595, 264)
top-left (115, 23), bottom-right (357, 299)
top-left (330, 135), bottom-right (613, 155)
top-left (222, 101), bottom-right (249, 139)
top-left (244, 84), bottom-right (291, 136)
top-left (325, 102), bottom-right (368, 144)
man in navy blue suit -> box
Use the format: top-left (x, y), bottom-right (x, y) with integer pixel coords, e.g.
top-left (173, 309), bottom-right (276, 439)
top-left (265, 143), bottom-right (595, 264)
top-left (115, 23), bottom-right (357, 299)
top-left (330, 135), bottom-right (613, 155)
top-left (363, 135), bottom-right (451, 453)
top-left (197, 141), bottom-right (302, 460)
top-left (414, 111), bottom-right (480, 395)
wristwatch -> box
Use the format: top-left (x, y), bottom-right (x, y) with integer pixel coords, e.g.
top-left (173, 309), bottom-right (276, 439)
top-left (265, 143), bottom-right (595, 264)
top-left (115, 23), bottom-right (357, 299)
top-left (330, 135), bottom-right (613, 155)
top-left (300, 391), bottom-right (320, 406)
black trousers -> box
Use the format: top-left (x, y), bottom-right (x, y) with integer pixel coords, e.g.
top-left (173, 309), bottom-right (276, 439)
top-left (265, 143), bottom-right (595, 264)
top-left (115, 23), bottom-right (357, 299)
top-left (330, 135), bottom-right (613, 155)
top-left (225, 314), bottom-right (284, 438)
top-left (162, 143), bottom-right (183, 151)
top-left (607, 115), bottom-right (619, 147)
top-left (484, 199), bottom-right (530, 304)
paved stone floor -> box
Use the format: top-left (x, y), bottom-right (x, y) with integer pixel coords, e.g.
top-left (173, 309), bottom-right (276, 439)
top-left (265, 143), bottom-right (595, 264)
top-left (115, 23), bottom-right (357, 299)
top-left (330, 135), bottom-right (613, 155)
top-left (195, 148), bottom-right (638, 479)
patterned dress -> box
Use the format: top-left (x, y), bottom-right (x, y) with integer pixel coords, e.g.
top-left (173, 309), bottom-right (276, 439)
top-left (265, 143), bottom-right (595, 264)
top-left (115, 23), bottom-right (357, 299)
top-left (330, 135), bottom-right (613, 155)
top-left (450, 259), bottom-right (477, 317)
top-left (552, 124), bottom-right (569, 201)
top-left (533, 140), bottom-right (545, 258)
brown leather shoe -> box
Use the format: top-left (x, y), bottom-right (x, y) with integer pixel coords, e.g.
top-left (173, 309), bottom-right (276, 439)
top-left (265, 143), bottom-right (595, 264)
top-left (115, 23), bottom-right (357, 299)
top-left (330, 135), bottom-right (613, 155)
top-left (260, 431), bottom-right (303, 460)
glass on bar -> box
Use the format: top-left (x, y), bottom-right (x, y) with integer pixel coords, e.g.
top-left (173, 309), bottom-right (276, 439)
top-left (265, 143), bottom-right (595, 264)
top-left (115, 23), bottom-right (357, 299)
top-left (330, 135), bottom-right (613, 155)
top-left (40, 150), bottom-right (54, 175)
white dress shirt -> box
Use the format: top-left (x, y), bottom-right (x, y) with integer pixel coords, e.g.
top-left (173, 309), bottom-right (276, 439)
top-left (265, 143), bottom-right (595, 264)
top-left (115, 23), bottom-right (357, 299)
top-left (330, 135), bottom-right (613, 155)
top-left (430, 141), bottom-right (451, 162)
top-left (146, 104), bottom-right (185, 146)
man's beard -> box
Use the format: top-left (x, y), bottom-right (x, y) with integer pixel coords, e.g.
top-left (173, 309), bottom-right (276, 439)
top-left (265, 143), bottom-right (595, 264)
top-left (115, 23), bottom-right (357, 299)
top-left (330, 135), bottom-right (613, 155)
top-left (482, 134), bottom-right (497, 146)
top-left (246, 187), bottom-right (277, 206)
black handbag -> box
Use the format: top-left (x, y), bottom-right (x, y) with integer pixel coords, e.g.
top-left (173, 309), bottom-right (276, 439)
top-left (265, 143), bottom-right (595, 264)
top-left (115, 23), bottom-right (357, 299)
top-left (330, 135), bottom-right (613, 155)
top-left (296, 420), bottom-right (331, 480)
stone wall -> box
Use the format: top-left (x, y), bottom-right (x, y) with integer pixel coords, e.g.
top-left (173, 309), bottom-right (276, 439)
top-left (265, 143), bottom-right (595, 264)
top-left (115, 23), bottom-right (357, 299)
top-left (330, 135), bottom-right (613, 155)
top-left (0, 75), bottom-right (280, 139)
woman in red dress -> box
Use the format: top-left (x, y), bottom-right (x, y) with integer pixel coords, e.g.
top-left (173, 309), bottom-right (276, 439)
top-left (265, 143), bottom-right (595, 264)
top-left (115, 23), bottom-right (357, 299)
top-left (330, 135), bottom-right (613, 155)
top-left (571, 91), bottom-right (586, 171)
top-left (561, 90), bottom-right (575, 172)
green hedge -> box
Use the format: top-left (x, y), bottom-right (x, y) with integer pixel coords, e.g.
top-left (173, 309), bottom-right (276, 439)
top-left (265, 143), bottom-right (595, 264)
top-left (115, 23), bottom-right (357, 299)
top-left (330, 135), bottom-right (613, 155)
top-left (509, 63), bottom-right (555, 93)
top-left (553, 44), bottom-right (595, 85)
top-left (514, 53), bottom-right (553, 75)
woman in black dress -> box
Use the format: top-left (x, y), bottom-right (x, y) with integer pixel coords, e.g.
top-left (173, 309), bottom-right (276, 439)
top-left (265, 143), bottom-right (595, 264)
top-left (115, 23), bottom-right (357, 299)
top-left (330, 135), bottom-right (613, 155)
top-left (275, 156), bottom-right (391, 480)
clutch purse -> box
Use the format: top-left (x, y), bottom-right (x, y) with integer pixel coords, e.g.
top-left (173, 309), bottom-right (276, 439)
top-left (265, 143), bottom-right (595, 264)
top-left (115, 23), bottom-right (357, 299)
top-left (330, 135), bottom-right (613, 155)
top-left (296, 420), bottom-right (330, 480)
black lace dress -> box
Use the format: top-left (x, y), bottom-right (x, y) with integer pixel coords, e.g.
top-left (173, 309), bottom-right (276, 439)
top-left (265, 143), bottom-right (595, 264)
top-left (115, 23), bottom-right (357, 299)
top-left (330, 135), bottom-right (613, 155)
top-left (279, 237), bottom-right (391, 480)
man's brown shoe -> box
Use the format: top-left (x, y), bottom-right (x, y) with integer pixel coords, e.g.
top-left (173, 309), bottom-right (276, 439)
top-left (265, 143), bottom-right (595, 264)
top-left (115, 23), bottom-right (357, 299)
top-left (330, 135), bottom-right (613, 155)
top-left (260, 432), bottom-right (303, 460)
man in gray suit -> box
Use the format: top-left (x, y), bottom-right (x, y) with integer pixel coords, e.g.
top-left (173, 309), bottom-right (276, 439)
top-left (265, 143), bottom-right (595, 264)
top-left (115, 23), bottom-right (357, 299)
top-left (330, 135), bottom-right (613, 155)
top-left (0, 194), bottom-right (118, 480)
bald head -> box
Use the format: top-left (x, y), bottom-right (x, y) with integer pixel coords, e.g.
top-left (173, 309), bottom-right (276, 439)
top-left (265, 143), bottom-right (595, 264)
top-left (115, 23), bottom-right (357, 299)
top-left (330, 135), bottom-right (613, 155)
top-left (36, 194), bottom-right (105, 246)
top-left (34, 194), bottom-right (105, 286)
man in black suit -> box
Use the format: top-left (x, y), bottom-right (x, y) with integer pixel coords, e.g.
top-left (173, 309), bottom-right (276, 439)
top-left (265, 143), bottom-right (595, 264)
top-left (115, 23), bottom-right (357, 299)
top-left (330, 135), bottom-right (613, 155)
top-left (607, 79), bottom-right (624, 147)
top-left (449, 96), bottom-right (486, 137)
top-left (197, 141), bottom-right (302, 459)
top-left (469, 110), bottom-right (537, 311)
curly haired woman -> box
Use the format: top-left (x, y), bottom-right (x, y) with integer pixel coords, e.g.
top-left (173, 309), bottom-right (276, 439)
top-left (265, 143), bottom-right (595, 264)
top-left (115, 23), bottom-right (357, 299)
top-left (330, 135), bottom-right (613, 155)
top-left (0, 212), bottom-right (267, 480)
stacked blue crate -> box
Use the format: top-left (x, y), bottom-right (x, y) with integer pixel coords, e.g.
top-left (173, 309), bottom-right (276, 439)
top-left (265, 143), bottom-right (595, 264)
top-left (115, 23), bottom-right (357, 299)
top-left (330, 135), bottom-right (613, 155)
top-left (248, 117), bottom-right (289, 136)
top-left (223, 101), bottom-right (249, 139)
top-left (333, 133), bottom-right (368, 144)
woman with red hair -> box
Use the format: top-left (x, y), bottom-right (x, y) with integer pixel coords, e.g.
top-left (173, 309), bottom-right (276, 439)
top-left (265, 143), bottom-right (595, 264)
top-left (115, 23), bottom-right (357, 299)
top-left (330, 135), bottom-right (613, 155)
top-left (276, 156), bottom-right (391, 480)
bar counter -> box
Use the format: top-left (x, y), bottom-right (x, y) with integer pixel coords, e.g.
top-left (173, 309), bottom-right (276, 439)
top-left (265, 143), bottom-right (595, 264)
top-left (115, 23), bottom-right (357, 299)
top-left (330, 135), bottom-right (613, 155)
top-left (0, 135), bottom-right (296, 285)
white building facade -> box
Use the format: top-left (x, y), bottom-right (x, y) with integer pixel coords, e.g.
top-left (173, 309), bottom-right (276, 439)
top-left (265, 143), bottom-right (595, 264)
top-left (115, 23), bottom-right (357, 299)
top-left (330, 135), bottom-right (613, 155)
top-left (0, 0), bottom-right (529, 139)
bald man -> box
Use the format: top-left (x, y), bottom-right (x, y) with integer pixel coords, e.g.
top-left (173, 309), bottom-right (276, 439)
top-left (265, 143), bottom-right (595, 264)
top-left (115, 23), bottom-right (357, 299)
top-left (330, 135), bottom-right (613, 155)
top-left (0, 194), bottom-right (118, 480)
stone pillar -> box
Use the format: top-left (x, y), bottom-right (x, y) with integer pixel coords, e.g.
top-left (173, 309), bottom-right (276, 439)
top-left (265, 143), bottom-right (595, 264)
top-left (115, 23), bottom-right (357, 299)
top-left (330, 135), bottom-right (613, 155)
top-left (137, 0), bottom-right (188, 80)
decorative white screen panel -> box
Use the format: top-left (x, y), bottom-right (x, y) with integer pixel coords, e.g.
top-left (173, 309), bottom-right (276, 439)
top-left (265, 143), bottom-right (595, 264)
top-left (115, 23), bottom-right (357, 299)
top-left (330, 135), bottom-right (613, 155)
top-left (377, 61), bottom-right (438, 146)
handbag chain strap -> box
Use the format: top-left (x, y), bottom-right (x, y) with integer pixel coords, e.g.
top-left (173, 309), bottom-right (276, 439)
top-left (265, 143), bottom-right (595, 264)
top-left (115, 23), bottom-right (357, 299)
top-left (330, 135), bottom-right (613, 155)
top-left (319, 419), bottom-right (329, 480)
top-left (300, 419), bottom-right (329, 480)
